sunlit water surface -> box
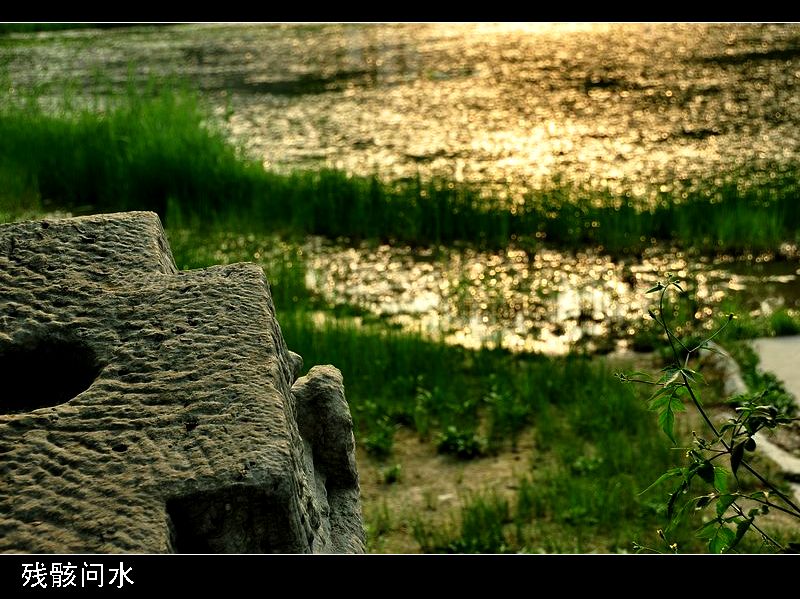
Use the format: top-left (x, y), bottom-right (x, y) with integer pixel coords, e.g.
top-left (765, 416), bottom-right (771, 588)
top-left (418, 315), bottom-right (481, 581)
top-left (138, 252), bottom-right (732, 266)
top-left (5, 23), bottom-right (800, 351)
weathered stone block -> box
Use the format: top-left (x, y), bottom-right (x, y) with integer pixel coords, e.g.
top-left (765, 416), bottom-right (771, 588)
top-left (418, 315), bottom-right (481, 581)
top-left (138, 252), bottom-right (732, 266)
top-left (0, 211), bottom-right (365, 553)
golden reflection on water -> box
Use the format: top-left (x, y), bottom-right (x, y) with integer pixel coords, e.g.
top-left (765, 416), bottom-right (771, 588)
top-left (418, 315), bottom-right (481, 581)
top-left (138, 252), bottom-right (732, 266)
top-left (206, 22), bottom-right (800, 203)
top-left (170, 228), bottom-right (800, 354)
top-left (5, 22), bottom-right (800, 201)
top-left (7, 25), bottom-right (800, 352)
top-left (302, 237), bottom-right (799, 354)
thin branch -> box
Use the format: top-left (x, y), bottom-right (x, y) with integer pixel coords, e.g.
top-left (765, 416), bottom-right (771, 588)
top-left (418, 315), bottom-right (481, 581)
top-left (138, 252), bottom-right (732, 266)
top-left (682, 371), bottom-right (723, 440)
top-left (681, 370), bottom-right (800, 516)
top-left (738, 459), bottom-right (800, 516)
top-left (731, 493), bottom-right (800, 519)
top-left (704, 449), bottom-right (732, 460)
top-left (622, 377), bottom-right (662, 386)
top-left (690, 316), bottom-right (733, 353)
top-left (730, 502), bottom-right (784, 551)
top-left (658, 286), bottom-right (683, 365)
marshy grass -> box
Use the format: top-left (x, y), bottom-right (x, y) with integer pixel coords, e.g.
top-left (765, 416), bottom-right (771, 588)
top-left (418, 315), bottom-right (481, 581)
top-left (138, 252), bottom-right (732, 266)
top-left (0, 24), bottom-right (138, 35)
top-left (412, 465), bottom-right (794, 554)
top-left (279, 307), bottom-right (670, 461)
top-left (408, 359), bottom-right (797, 554)
top-left (408, 356), bottom-right (689, 553)
top-left (2, 81), bottom-right (800, 254)
top-left (165, 228), bottom-right (800, 460)
top-left (4, 74), bottom-right (800, 553)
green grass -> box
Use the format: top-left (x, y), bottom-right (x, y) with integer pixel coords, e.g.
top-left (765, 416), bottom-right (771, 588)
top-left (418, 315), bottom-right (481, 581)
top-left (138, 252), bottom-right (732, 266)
top-left (407, 344), bottom-right (797, 553)
top-left (164, 228), bottom-right (800, 462)
top-left (0, 83), bottom-right (268, 224)
top-left (3, 72), bottom-right (799, 553)
top-left (2, 80), bottom-right (800, 254)
top-left (407, 352), bottom-right (691, 552)
top-left (412, 468), bottom-right (794, 554)
top-left (261, 264), bottom-right (797, 552)
top-left (0, 24), bottom-right (164, 35)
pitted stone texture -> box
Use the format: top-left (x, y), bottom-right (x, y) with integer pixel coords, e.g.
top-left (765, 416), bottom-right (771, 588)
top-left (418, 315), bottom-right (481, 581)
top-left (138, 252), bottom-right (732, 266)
top-left (0, 211), bottom-right (364, 553)
top-left (293, 365), bottom-right (365, 553)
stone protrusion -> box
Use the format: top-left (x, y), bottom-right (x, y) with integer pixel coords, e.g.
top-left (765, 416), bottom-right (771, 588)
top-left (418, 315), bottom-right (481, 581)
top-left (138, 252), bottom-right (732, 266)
top-left (0, 211), bottom-right (365, 553)
top-left (292, 365), bottom-right (365, 553)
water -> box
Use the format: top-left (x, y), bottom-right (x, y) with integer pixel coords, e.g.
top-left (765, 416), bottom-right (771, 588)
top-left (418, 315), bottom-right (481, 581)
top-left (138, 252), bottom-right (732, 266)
top-left (301, 237), bottom-right (800, 353)
top-left (180, 230), bottom-right (800, 354)
top-left (4, 23), bottom-right (800, 197)
top-left (4, 23), bottom-right (800, 351)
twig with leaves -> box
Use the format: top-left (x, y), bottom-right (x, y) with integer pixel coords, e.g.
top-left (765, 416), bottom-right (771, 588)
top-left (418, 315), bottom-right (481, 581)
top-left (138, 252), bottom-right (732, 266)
top-left (617, 275), bottom-right (800, 553)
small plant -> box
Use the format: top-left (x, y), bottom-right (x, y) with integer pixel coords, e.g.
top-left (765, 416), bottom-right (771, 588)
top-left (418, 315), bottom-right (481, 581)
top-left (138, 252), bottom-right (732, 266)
top-left (412, 492), bottom-right (512, 553)
top-left (486, 384), bottom-right (529, 452)
top-left (365, 500), bottom-right (394, 552)
top-left (379, 463), bottom-right (402, 485)
top-left (770, 308), bottom-right (800, 336)
top-left (363, 419), bottom-right (396, 459)
top-left (436, 426), bottom-right (486, 460)
top-left (413, 386), bottom-right (433, 440)
top-left (618, 275), bottom-right (800, 553)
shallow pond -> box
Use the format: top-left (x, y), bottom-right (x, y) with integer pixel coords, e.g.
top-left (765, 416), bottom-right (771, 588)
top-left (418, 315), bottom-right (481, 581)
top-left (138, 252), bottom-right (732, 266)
top-left (6, 23), bottom-right (800, 351)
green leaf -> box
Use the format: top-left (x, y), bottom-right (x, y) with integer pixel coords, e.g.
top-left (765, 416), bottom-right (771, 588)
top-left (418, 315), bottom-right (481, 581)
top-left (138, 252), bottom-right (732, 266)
top-left (713, 467), bottom-right (729, 494)
top-left (646, 284), bottom-right (664, 294)
top-left (720, 526), bottom-right (736, 547)
top-left (667, 492), bottom-right (693, 533)
top-left (695, 494), bottom-right (713, 509)
top-left (746, 416), bottom-right (766, 435)
top-left (672, 281), bottom-right (684, 292)
top-left (716, 494), bottom-right (735, 518)
top-left (744, 437), bottom-right (756, 452)
top-left (626, 371), bottom-right (650, 379)
top-left (639, 468), bottom-right (683, 495)
top-left (698, 461), bottom-right (715, 484)
top-left (698, 519), bottom-right (735, 554)
top-left (697, 519), bottom-right (720, 540)
top-left (658, 365), bottom-right (682, 381)
top-left (659, 407), bottom-right (676, 445)
top-left (681, 368), bottom-right (706, 385)
top-left (699, 343), bottom-right (727, 357)
top-left (710, 526), bottom-right (736, 554)
top-left (667, 481), bottom-right (689, 521)
top-left (647, 389), bottom-right (672, 409)
top-left (651, 389), bottom-right (686, 445)
top-left (731, 442), bottom-right (745, 476)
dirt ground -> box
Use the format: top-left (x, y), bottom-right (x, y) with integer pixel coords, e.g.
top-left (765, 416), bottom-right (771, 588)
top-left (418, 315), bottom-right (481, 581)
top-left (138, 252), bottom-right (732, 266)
top-left (357, 426), bottom-right (538, 553)
top-left (355, 347), bottom-right (800, 554)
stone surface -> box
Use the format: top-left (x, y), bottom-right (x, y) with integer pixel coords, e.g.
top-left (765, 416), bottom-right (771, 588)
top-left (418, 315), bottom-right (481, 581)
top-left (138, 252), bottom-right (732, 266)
top-left (0, 211), bottom-right (365, 553)
top-left (293, 365), bottom-right (362, 553)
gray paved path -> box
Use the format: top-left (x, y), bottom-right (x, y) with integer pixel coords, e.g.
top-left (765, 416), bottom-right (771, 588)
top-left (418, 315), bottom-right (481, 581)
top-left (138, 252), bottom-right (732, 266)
top-left (748, 336), bottom-right (800, 506)
top-left (751, 336), bottom-right (800, 411)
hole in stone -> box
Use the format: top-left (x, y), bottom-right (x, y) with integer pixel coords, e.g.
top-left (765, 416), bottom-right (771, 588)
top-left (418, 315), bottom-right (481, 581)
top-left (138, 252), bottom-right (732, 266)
top-left (112, 443), bottom-right (128, 453)
top-left (0, 332), bottom-right (102, 414)
top-left (183, 415), bottom-right (199, 432)
top-left (166, 486), bottom-right (300, 553)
